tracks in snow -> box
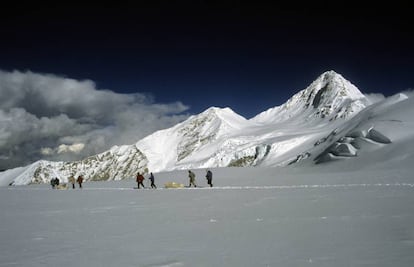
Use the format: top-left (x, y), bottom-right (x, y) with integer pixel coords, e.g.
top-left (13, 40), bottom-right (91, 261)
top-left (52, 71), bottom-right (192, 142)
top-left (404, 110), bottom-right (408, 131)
top-left (13, 183), bottom-right (411, 191)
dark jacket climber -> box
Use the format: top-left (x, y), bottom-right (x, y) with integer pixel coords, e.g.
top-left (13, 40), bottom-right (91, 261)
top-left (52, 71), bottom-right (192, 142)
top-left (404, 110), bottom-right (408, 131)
top-left (206, 170), bottom-right (213, 187)
top-left (149, 172), bottom-right (157, 189)
top-left (77, 175), bottom-right (84, 188)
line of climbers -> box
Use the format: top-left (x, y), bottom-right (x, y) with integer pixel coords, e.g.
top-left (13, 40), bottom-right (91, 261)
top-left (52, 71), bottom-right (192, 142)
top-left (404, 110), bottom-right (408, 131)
top-left (137, 169), bottom-right (213, 189)
top-left (135, 172), bottom-right (157, 189)
top-left (50, 169), bottom-right (213, 189)
top-left (51, 175), bottom-right (83, 189)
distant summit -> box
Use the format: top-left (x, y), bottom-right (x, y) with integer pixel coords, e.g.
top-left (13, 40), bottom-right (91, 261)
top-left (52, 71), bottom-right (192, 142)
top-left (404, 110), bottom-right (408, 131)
top-left (251, 70), bottom-right (369, 124)
top-left (305, 70), bottom-right (365, 107)
top-left (135, 106), bottom-right (250, 171)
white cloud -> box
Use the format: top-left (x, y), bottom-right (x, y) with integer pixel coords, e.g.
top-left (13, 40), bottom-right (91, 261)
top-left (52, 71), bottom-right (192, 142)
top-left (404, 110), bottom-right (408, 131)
top-left (401, 89), bottom-right (414, 98)
top-left (364, 93), bottom-right (385, 104)
top-left (40, 147), bottom-right (54, 155)
top-left (364, 90), bottom-right (414, 104)
top-left (0, 69), bottom-right (190, 170)
top-left (57, 143), bottom-right (85, 154)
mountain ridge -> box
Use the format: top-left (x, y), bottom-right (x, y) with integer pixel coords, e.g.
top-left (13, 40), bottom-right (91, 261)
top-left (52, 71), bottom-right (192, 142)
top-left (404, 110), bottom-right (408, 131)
top-left (1, 70), bottom-right (395, 186)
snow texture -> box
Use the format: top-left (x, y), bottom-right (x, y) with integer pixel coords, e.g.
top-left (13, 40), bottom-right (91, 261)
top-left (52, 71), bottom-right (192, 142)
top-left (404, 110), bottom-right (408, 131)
top-left (1, 163), bottom-right (414, 266)
top-left (1, 71), bottom-right (414, 266)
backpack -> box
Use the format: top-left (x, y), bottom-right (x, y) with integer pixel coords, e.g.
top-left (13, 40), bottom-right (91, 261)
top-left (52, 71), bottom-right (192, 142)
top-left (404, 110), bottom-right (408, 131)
top-left (137, 174), bottom-right (144, 182)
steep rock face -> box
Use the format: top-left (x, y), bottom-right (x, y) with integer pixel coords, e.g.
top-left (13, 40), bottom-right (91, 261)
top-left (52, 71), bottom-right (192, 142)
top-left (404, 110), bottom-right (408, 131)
top-left (11, 145), bottom-right (148, 185)
top-left (251, 70), bottom-right (370, 124)
top-left (68, 145), bottom-right (148, 181)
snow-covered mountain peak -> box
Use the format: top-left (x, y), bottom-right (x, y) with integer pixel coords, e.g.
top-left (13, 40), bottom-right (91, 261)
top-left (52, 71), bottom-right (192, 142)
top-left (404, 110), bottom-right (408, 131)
top-left (136, 106), bottom-right (251, 171)
top-left (198, 106), bottom-right (248, 129)
top-left (251, 70), bottom-right (369, 124)
top-left (179, 106), bottom-right (249, 140)
top-left (308, 70), bottom-right (366, 103)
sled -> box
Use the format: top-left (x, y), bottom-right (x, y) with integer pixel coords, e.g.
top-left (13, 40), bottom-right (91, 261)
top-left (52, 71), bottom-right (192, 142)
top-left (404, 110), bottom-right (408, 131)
top-left (164, 182), bottom-right (185, 188)
top-left (56, 183), bottom-right (68, 190)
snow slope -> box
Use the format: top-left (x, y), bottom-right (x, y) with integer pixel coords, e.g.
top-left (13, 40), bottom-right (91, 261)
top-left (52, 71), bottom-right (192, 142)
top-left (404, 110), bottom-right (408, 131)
top-left (1, 152), bottom-right (413, 266)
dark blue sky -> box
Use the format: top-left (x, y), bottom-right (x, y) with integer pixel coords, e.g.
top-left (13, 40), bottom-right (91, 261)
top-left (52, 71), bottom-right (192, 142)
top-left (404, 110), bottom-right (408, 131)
top-left (1, 2), bottom-right (413, 118)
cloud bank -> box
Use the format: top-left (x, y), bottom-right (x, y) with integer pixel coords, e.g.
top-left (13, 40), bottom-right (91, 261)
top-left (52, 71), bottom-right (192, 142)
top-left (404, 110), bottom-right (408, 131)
top-left (0, 70), bottom-right (189, 170)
